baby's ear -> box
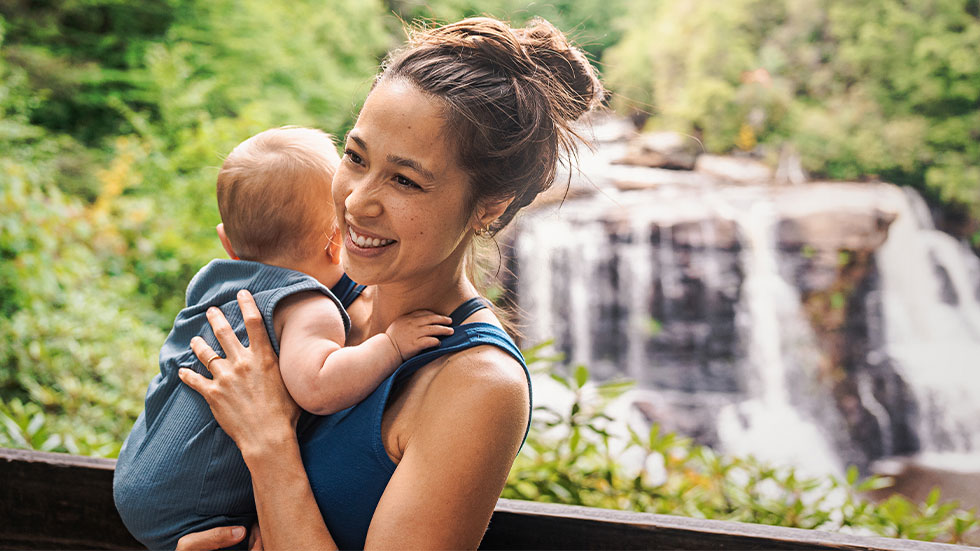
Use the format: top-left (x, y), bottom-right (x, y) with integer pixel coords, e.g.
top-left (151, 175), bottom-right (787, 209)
top-left (324, 225), bottom-right (342, 265)
top-left (216, 223), bottom-right (240, 260)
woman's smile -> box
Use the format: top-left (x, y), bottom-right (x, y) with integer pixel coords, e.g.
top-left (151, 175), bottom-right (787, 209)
top-left (345, 223), bottom-right (396, 256)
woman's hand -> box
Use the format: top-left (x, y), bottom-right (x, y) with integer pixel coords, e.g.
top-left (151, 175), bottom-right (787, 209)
top-left (180, 289), bottom-right (300, 459)
top-left (175, 526), bottom-right (246, 551)
top-left (174, 524), bottom-right (263, 551)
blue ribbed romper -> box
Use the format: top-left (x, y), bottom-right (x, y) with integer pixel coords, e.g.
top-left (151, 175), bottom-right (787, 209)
top-left (299, 297), bottom-right (532, 550)
top-left (113, 260), bottom-right (354, 551)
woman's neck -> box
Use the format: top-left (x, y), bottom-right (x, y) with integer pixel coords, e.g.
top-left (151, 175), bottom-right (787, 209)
top-left (366, 260), bottom-right (477, 337)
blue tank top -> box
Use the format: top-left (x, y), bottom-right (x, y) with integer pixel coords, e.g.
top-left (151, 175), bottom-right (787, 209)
top-left (299, 298), bottom-right (532, 550)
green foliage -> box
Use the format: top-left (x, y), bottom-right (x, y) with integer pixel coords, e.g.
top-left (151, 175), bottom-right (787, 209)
top-left (0, 0), bottom-right (391, 456)
top-left (505, 356), bottom-right (980, 544)
top-left (2, 0), bottom-right (392, 322)
top-left (603, 0), bottom-right (980, 219)
top-left (0, 0), bottom-right (179, 144)
top-left (0, 135), bottom-right (164, 456)
top-left (387, 0), bottom-right (628, 63)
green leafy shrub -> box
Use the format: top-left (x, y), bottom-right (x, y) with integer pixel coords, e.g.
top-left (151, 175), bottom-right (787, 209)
top-left (386, 0), bottom-right (628, 63)
top-left (0, 143), bottom-right (164, 456)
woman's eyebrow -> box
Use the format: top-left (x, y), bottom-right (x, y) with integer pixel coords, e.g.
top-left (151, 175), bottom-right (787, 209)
top-left (348, 131), bottom-right (436, 182)
top-left (387, 154), bottom-right (436, 182)
top-left (348, 133), bottom-right (368, 151)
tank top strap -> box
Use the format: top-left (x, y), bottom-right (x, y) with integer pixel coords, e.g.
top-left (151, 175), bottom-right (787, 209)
top-left (448, 296), bottom-right (491, 326)
top-left (329, 274), bottom-right (366, 310)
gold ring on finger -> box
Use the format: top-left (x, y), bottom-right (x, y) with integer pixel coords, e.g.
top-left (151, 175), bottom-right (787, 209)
top-left (205, 353), bottom-right (222, 370)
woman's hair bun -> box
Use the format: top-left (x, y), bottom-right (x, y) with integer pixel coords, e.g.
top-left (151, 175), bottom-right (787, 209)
top-left (514, 18), bottom-right (604, 122)
top-left (408, 17), bottom-right (604, 122)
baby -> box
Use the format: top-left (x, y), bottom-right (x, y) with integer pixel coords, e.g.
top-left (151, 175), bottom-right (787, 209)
top-left (113, 127), bottom-right (452, 550)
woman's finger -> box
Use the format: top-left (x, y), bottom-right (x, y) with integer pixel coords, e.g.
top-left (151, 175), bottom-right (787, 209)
top-left (237, 290), bottom-right (272, 359)
top-left (179, 367), bottom-right (216, 398)
top-left (190, 336), bottom-right (219, 371)
top-left (175, 525), bottom-right (246, 551)
top-left (206, 306), bottom-right (243, 362)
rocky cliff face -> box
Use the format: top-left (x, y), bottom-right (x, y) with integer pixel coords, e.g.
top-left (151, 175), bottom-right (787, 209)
top-left (775, 207), bottom-right (920, 468)
top-left (503, 116), bottom-right (980, 473)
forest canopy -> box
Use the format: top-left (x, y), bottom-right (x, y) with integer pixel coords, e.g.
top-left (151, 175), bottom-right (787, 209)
top-left (604, 0), bottom-right (980, 222)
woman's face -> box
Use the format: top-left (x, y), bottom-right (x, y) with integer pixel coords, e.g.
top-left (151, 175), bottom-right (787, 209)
top-left (332, 78), bottom-right (476, 287)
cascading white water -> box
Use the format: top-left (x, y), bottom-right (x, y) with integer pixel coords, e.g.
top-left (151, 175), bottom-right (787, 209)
top-left (716, 196), bottom-right (842, 475)
top-left (513, 184), bottom-right (842, 474)
top-left (876, 187), bottom-right (980, 455)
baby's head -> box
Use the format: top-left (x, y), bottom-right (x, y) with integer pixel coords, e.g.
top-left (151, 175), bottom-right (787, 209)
top-left (216, 126), bottom-right (340, 267)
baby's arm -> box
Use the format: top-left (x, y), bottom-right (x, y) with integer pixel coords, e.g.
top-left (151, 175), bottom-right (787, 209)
top-left (276, 293), bottom-right (453, 415)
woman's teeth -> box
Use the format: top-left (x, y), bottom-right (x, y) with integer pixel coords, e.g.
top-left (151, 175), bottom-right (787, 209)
top-left (350, 228), bottom-right (394, 249)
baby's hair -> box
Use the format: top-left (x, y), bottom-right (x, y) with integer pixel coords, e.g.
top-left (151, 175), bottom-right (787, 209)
top-left (216, 126), bottom-right (340, 263)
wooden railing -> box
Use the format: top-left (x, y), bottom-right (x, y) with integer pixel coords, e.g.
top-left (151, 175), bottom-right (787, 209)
top-left (1, 447), bottom-right (972, 550)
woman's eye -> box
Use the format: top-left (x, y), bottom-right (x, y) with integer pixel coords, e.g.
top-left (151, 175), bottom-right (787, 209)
top-left (344, 149), bottom-right (363, 165)
top-left (394, 175), bottom-right (421, 190)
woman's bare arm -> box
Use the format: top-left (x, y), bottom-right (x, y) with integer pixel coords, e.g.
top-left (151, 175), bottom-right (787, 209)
top-left (243, 431), bottom-right (338, 549)
top-left (365, 346), bottom-right (530, 549)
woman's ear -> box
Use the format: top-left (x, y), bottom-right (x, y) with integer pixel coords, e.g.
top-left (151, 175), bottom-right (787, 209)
top-left (324, 225), bottom-right (342, 265)
top-left (472, 197), bottom-right (514, 233)
top-left (216, 224), bottom-right (240, 260)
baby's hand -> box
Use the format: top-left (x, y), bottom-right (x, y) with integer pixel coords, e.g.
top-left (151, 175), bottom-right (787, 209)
top-left (385, 310), bottom-right (454, 361)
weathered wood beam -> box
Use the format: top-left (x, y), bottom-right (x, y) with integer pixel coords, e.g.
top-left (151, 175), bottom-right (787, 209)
top-left (1, 448), bottom-right (973, 551)
top-left (1, 447), bottom-right (140, 550)
top-left (482, 498), bottom-right (973, 550)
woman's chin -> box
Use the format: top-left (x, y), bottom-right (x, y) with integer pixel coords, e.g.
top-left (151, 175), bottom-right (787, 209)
top-left (340, 243), bottom-right (396, 283)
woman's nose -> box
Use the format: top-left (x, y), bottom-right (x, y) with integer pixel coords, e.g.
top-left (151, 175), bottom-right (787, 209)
top-left (344, 177), bottom-right (384, 219)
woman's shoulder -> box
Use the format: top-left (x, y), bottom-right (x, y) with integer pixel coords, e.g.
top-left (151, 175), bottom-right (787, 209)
top-left (421, 338), bottom-right (530, 423)
top-left (442, 305), bottom-right (526, 390)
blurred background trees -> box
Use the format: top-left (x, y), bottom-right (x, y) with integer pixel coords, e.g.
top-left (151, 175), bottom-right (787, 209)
top-left (1, 0), bottom-right (391, 454)
top-left (604, 0), bottom-right (980, 228)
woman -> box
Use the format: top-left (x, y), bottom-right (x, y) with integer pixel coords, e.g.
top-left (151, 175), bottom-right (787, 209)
top-left (178, 15), bottom-right (603, 549)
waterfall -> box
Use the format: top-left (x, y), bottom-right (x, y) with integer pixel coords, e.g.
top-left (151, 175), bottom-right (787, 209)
top-left (716, 196), bottom-right (842, 474)
top-left (512, 185), bottom-right (844, 473)
top-left (509, 134), bottom-right (980, 476)
top-left (876, 188), bottom-right (980, 454)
